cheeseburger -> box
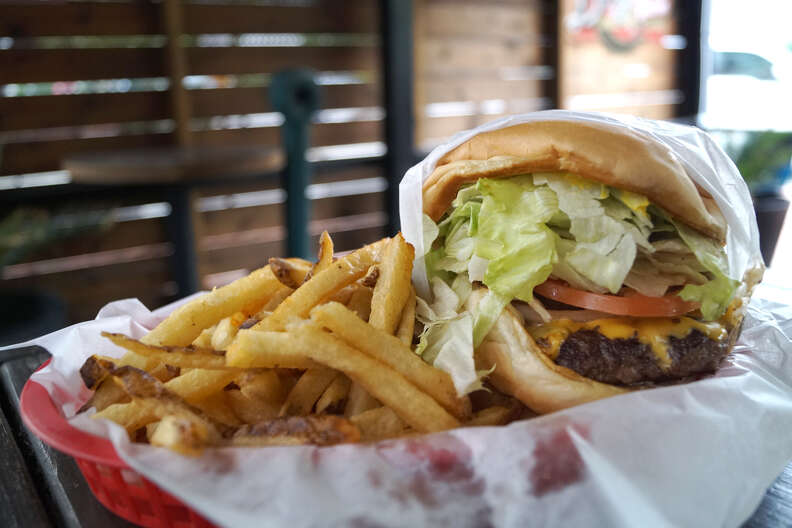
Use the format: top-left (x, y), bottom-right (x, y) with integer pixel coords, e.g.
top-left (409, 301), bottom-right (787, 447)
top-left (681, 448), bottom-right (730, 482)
top-left (417, 119), bottom-right (762, 414)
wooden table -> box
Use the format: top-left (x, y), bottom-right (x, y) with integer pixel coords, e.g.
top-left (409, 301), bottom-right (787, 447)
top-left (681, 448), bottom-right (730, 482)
top-left (1, 346), bottom-right (789, 527)
top-left (63, 145), bottom-right (283, 296)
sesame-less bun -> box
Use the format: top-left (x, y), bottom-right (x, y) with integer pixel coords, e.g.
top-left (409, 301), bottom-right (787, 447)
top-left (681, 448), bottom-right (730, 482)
top-left (423, 120), bottom-right (727, 243)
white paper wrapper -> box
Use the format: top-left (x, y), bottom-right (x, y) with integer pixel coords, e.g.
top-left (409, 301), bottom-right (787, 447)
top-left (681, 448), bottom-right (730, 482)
top-left (7, 111), bottom-right (792, 527)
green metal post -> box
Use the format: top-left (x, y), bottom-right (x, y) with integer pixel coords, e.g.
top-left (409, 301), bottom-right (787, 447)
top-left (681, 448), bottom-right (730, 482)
top-left (271, 70), bottom-right (320, 260)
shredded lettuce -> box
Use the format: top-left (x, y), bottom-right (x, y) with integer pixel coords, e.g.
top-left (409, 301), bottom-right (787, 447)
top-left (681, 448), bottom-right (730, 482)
top-left (668, 217), bottom-right (738, 320)
top-left (415, 278), bottom-right (480, 395)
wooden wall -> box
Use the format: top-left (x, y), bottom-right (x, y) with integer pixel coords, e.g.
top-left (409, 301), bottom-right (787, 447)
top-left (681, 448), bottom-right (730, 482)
top-left (413, 0), bottom-right (556, 150)
top-left (0, 0), bottom-right (385, 323)
top-left (413, 0), bottom-right (683, 147)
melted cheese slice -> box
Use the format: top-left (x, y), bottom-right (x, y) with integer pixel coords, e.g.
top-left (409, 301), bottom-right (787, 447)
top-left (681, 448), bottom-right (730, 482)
top-left (528, 317), bottom-right (728, 371)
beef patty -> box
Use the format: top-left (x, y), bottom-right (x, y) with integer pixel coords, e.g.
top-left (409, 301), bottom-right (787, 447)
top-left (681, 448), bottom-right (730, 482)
top-left (553, 329), bottom-right (728, 385)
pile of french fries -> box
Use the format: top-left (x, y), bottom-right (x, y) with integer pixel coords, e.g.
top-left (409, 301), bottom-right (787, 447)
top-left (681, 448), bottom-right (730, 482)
top-left (79, 232), bottom-right (525, 455)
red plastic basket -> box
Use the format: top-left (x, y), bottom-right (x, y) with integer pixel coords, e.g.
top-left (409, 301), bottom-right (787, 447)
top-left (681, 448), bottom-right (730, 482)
top-left (20, 361), bottom-right (215, 528)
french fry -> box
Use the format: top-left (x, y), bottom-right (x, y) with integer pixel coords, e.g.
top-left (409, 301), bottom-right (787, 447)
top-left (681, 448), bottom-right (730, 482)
top-left (315, 375), bottom-right (351, 414)
top-left (191, 392), bottom-right (242, 427)
top-left (466, 405), bottom-right (515, 427)
top-left (142, 259), bottom-right (310, 346)
top-left (150, 414), bottom-right (216, 457)
top-left (225, 390), bottom-right (280, 424)
top-left (360, 266), bottom-right (379, 288)
top-left (90, 363), bottom-right (236, 430)
top-left (231, 415), bottom-right (360, 447)
top-left (257, 285), bottom-right (293, 315)
top-left (145, 421), bottom-right (160, 442)
top-left (211, 312), bottom-right (247, 350)
top-left (303, 230), bottom-right (335, 284)
top-left (103, 332), bottom-right (235, 370)
top-left (328, 284), bottom-right (356, 305)
top-left (192, 324), bottom-right (217, 348)
top-left (226, 330), bottom-right (322, 369)
top-left (368, 233), bottom-right (415, 335)
top-left (269, 258), bottom-right (308, 289)
top-left (350, 406), bottom-right (408, 442)
top-left (254, 239), bottom-right (386, 331)
top-left (79, 378), bottom-right (129, 413)
top-left (395, 287), bottom-right (416, 346)
top-left (237, 370), bottom-right (285, 403)
top-left (310, 302), bottom-right (470, 420)
top-left (279, 368), bottom-right (338, 416)
top-left (162, 369), bottom-right (237, 404)
top-left (344, 383), bottom-right (381, 417)
top-left (346, 286), bottom-right (373, 321)
top-left (97, 399), bottom-right (162, 434)
top-left (246, 324), bottom-right (460, 433)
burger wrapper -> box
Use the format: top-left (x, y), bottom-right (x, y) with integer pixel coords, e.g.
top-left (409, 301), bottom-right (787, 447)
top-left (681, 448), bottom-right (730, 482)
top-left (3, 111), bottom-right (787, 527)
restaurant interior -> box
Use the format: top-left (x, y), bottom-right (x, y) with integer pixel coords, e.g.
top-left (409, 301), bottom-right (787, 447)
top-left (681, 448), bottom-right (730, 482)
top-left (1, 1), bottom-right (791, 526)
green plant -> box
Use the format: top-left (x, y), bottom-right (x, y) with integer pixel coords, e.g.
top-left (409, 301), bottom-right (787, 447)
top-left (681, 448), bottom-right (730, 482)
top-left (726, 131), bottom-right (792, 195)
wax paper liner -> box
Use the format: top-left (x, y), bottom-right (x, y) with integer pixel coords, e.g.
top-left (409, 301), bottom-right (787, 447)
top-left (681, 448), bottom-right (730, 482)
top-left (6, 111), bottom-right (790, 527)
top-left (5, 290), bottom-right (791, 527)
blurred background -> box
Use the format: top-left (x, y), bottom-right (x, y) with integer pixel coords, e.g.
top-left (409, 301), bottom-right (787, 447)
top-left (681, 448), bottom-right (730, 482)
top-left (1, 0), bottom-right (790, 342)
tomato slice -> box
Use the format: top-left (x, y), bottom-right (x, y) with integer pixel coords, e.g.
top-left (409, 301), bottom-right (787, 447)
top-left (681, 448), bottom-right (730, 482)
top-left (534, 279), bottom-right (700, 318)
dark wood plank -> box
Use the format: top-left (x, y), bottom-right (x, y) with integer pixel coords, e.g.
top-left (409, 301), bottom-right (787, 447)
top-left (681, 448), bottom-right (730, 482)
top-left (417, 38), bottom-right (543, 75)
top-left (187, 46), bottom-right (379, 76)
top-left (184, 0), bottom-right (378, 34)
top-left (0, 133), bottom-right (171, 176)
top-left (191, 83), bottom-right (381, 119)
top-left (0, 48), bottom-right (166, 84)
top-left (0, 84), bottom-right (382, 132)
top-left (0, 3), bottom-right (161, 37)
top-left (418, 79), bottom-right (548, 103)
top-left (0, 402), bottom-right (52, 528)
top-left (65, 145), bottom-right (283, 184)
top-left (0, 92), bottom-right (171, 132)
top-left (192, 120), bottom-right (382, 149)
top-left (0, 349), bottom-right (136, 527)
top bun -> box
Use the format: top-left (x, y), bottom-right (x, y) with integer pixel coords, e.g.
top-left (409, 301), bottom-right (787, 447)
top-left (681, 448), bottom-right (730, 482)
top-left (423, 120), bottom-right (727, 243)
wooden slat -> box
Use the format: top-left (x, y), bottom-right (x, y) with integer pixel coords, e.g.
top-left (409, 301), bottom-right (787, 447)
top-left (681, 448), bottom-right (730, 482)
top-left (417, 39), bottom-right (542, 75)
top-left (0, 84), bottom-right (382, 132)
top-left (199, 225), bottom-right (386, 276)
top-left (201, 203), bottom-right (283, 238)
top-left (192, 120), bottom-right (382, 149)
top-left (187, 46), bottom-right (379, 76)
top-left (0, 3), bottom-right (161, 37)
top-left (191, 84), bottom-right (381, 119)
top-left (0, 48), bottom-right (165, 84)
top-left (0, 1), bottom-right (378, 37)
top-left (0, 133), bottom-right (171, 176)
top-left (198, 192), bottom-right (384, 241)
top-left (0, 92), bottom-right (170, 131)
top-left (418, 79), bottom-right (548, 103)
top-left (419, 115), bottom-right (509, 144)
top-left (578, 105), bottom-right (677, 120)
top-left (200, 241), bottom-right (282, 277)
top-left (184, 0), bottom-right (378, 34)
top-left (421, 2), bottom-right (542, 39)
top-left (18, 218), bottom-right (168, 264)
